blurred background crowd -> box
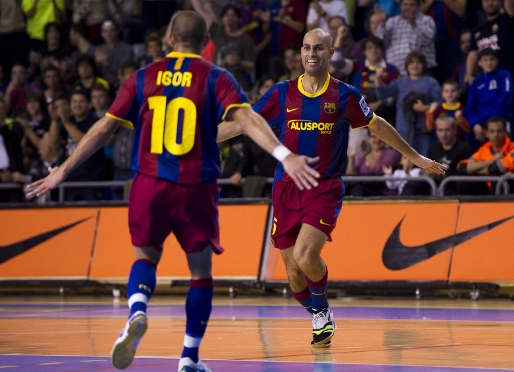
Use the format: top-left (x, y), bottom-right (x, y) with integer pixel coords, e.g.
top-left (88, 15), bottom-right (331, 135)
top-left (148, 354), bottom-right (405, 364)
top-left (0, 0), bottom-right (512, 202)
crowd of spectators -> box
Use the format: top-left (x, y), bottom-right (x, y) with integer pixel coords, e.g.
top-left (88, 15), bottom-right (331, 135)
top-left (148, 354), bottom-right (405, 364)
top-left (0, 0), bottom-right (512, 202)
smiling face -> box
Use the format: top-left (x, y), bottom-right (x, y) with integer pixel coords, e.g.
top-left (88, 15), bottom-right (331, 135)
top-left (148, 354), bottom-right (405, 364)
top-left (301, 30), bottom-right (333, 77)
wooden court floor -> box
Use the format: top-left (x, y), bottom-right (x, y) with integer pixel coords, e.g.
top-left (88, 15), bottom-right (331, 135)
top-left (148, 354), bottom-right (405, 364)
top-left (1, 295), bottom-right (514, 371)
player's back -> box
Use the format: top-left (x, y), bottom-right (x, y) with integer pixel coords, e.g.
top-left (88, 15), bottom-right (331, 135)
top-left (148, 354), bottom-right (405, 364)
top-left (108, 51), bottom-right (249, 184)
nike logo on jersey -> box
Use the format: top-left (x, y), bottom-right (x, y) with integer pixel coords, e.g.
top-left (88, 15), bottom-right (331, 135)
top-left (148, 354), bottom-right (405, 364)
top-left (319, 220), bottom-right (332, 226)
top-left (382, 215), bottom-right (514, 270)
top-left (0, 218), bottom-right (91, 265)
top-left (286, 107), bottom-right (299, 112)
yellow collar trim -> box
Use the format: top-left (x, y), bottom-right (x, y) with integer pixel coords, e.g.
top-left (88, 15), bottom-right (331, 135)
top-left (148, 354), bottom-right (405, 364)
top-left (442, 102), bottom-right (461, 110)
top-left (166, 51), bottom-right (201, 59)
top-left (298, 74), bottom-right (331, 98)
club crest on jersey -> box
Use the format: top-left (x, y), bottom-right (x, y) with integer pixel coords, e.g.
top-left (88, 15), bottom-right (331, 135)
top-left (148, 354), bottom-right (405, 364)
top-left (359, 97), bottom-right (371, 116)
top-left (324, 102), bottom-right (336, 114)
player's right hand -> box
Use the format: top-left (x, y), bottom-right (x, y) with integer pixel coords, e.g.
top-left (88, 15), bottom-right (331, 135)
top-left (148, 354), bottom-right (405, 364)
top-left (282, 155), bottom-right (320, 191)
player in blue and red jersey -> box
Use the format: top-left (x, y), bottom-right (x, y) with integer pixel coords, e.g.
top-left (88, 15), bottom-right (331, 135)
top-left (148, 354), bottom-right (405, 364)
top-left (27, 11), bottom-right (319, 372)
top-left (218, 28), bottom-right (447, 348)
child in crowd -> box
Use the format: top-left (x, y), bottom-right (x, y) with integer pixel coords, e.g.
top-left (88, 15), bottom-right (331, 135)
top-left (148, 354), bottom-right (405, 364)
top-left (382, 154), bottom-right (421, 195)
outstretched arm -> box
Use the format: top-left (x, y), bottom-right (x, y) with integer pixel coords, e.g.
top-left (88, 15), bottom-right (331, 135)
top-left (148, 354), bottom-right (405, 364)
top-left (368, 116), bottom-right (447, 174)
top-left (226, 107), bottom-right (320, 190)
top-left (27, 116), bottom-right (121, 196)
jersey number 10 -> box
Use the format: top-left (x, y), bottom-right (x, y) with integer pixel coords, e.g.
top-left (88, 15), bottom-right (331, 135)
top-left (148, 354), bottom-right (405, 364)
top-left (148, 96), bottom-right (196, 156)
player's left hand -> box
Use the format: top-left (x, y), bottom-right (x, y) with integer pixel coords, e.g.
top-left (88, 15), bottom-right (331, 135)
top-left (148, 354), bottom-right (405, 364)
top-left (283, 155), bottom-right (320, 191)
top-left (26, 167), bottom-right (65, 197)
top-left (411, 155), bottom-right (447, 175)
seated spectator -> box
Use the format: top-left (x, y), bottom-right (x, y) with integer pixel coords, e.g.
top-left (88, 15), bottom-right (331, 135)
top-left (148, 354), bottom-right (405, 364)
top-left (69, 23), bottom-right (96, 68)
top-left (328, 16), bottom-right (355, 58)
top-left (250, 74), bottom-right (276, 105)
top-left (0, 98), bottom-right (24, 202)
top-left (193, 2), bottom-right (257, 94)
top-left (374, 51), bottom-right (441, 155)
top-left (116, 60), bottom-right (139, 92)
top-left (426, 79), bottom-right (471, 143)
top-left (458, 117), bottom-right (514, 177)
top-left (346, 130), bottom-right (400, 196)
top-left (71, 0), bottom-right (111, 44)
top-left (383, 154), bottom-right (421, 195)
top-left (28, 23), bottom-right (73, 80)
top-left (16, 92), bottom-right (50, 166)
top-left (49, 90), bottom-right (109, 200)
top-left (4, 64), bottom-right (42, 116)
top-left (419, 114), bottom-right (474, 195)
top-left (91, 84), bottom-right (111, 119)
top-left (73, 55), bottom-right (110, 98)
top-left (22, 0), bottom-right (66, 54)
top-left (96, 21), bottom-right (134, 87)
top-left (42, 65), bottom-right (69, 103)
top-left (138, 35), bottom-right (164, 67)
top-left (376, 0), bottom-right (436, 77)
top-left (278, 45), bottom-right (302, 82)
top-left (466, 48), bottom-right (513, 144)
top-left (307, 0), bottom-right (348, 33)
top-left (219, 137), bottom-right (244, 198)
top-left (13, 132), bottom-right (66, 202)
top-left (349, 9), bottom-right (386, 60)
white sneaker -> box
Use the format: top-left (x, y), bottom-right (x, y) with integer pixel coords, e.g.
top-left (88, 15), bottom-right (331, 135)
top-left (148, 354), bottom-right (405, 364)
top-left (111, 311), bottom-right (148, 369)
top-left (311, 308), bottom-right (336, 347)
top-left (178, 357), bottom-right (212, 372)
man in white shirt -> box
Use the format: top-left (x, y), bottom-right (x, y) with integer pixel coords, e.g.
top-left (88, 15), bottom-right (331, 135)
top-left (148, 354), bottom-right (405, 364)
top-left (307, 0), bottom-right (348, 32)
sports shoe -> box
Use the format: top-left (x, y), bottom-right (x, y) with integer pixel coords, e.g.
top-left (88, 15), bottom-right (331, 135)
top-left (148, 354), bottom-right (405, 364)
top-left (178, 357), bottom-right (212, 372)
top-left (111, 311), bottom-right (148, 369)
top-left (311, 308), bottom-right (336, 347)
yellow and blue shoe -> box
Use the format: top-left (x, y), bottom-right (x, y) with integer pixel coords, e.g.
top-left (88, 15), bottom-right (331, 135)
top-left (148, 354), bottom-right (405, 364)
top-left (178, 357), bottom-right (212, 372)
top-left (311, 308), bottom-right (336, 348)
top-left (111, 311), bottom-right (148, 369)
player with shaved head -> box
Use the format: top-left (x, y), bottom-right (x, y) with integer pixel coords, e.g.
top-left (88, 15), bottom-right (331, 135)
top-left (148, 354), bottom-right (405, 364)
top-left (218, 28), bottom-right (447, 347)
top-left (28, 11), bottom-right (319, 372)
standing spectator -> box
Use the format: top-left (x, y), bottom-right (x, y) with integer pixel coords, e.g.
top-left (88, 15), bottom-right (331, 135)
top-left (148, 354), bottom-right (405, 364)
top-left (420, 0), bottom-right (465, 82)
top-left (109, 0), bottom-right (143, 44)
top-left (49, 90), bottom-right (109, 200)
top-left (0, 99), bottom-right (24, 202)
top-left (69, 23), bottom-right (96, 67)
top-left (348, 9), bottom-right (384, 60)
top-left (466, 48), bottom-right (513, 143)
top-left (307, 0), bottom-right (348, 32)
top-left (71, 0), bottom-right (110, 44)
top-left (193, 2), bottom-right (257, 93)
top-left (4, 64), bottom-right (42, 116)
top-left (346, 130), bottom-right (400, 196)
top-left (237, 0), bottom-right (272, 76)
top-left (374, 51), bottom-right (441, 155)
top-left (268, 0), bottom-right (306, 80)
top-left (73, 55), bottom-right (110, 98)
top-left (22, 0), bottom-right (66, 54)
top-left (451, 29), bottom-right (473, 89)
top-left (0, 0), bottom-right (29, 81)
top-left (464, 0), bottom-right (514, 85)
top-left (91, 84), bottom-right (110, 119)
top-left (96, 21), bottom-right (134, 87)
top-left (376, 0), bottom-right (437, 76)
top-left (328, 16), bottom-right (355, 57)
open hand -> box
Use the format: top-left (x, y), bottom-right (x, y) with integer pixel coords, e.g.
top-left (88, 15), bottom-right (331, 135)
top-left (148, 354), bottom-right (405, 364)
top-left (282, 155), bottom-right (320, 190)
top-left (26, 166), bottom-right (66, 197)
top-left (410, 155), bottom-right (447, 175)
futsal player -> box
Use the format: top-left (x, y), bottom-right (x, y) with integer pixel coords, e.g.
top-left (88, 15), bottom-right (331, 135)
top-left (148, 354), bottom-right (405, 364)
top-left (27, 11), bottom-right (319, 372)
top-left (217, 28), bottom-right (447, 347)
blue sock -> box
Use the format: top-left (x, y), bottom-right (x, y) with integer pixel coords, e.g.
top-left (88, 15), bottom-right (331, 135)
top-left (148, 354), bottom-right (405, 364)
top-left (292, 286), bottom-right (314, 314)
top-left (181, 278), bottom-right (214, 363)
top-left (305, 266), bottom-right (329, 312)
top-left (127, 259), bottom-right (156, 317)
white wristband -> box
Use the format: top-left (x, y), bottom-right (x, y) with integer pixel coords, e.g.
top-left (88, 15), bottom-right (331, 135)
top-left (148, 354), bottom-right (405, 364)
top-left (272, 145), bottom-right (292, 162)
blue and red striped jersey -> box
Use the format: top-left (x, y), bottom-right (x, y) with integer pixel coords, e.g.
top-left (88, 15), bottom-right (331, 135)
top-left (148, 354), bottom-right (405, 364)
top-left (239, 1), bottom-right (268, 47)
top-left (107, 51), bottom-right (250, 184)
top-left (426, 1), bottom-right (461, 38)
top-left (351, 61), bottom-right (399, 92)
top-left (253, 75), bottom-right (376, 182)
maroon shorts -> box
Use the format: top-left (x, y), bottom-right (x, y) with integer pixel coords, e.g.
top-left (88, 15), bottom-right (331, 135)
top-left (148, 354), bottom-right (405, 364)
top-left (271, 178), bottom-right (345, 249)
top-left (128, 173), bottom-right (223, 254)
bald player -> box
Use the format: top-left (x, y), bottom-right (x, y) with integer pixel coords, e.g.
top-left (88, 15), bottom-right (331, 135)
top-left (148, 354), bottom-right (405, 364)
top-left (28, 12), bottom-right (319, 372)
top-left (218, 28), bottom-right (447, 348)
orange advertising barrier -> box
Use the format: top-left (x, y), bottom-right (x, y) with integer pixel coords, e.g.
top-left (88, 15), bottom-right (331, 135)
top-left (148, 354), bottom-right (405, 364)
top-left (89, 204), bottom-right (269, 280)
top-left (0, 208), bottom-right (99, 279)
top-left (265, 201), bottom-right (514, 283)
top-left (1, 201), bottom-right (513, 283)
